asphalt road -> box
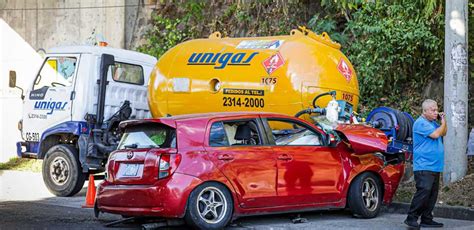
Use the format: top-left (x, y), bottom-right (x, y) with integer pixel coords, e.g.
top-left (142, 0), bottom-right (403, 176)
top-left (1, 170), bottom-right (473, 229)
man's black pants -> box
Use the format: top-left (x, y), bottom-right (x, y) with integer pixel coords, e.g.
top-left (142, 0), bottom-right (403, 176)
top-left (407, 170), bottom-right (440, 222)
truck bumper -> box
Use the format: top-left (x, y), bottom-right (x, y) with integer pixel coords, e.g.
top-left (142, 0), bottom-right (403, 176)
top-left (16, 141), bottom-right (40, 159)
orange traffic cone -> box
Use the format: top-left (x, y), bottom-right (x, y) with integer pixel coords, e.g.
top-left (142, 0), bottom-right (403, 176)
top-left (82, 174), bottom-right (96, 208)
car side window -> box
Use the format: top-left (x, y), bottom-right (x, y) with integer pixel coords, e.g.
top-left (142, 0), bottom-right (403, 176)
top-left (209, 122), bottom-right (229, 147)
top-left (209, 119), bottom-right (262, 147)
top-left (267, 119), bottom-right (323, 146)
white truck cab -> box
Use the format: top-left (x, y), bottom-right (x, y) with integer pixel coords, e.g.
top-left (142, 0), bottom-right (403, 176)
top-left (9, 46), bottom-right (157, 196)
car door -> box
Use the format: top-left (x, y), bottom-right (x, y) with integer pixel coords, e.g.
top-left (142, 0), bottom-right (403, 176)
top-left (205, 118), bottom-right (278, 209)
top-left (262, 117), bottom-right (344, 206)
top-left (22, 55), bottom-right (79, 142)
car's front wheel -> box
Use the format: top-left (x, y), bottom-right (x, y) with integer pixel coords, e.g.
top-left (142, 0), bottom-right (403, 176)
top-left (347, 172), bottom-right (382, 218)
top-left (184, 182), bottom-right (233, 229)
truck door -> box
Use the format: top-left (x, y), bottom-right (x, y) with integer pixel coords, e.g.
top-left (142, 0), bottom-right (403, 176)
top-left (22, 55), bottom-right (79, 143)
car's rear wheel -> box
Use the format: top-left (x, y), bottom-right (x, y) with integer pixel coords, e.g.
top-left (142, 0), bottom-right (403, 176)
top-left (42, 144), bottom-right (86, 197)
top-left (184, 182), bottom-right (233, 229)
top-left (347, 172), bottom-right (382, 218)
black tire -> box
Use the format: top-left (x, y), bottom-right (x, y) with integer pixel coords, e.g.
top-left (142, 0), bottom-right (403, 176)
top-left (394, 110), bottom-right (408, 141)
top-left (184, 182), bottom-right (233, 230)
top-left (42, 144), bottom-right (87, 197)
top-left (347, 172), bottom-right (383, 218)
top-left (403, 112), bottom-right (414, 141)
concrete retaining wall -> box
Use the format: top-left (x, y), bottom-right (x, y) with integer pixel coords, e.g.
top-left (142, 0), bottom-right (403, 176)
top-left (0, 0), bottom-right (155, 51)
top-left (0, 1), bottom-right (155, 163)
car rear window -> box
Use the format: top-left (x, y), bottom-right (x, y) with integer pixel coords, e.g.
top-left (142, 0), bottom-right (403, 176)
top-left (118, 123), bottom-right (176, 149)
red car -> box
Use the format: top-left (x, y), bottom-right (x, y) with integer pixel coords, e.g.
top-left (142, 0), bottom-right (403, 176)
top-left (96, 112), bottom-right (405, 229)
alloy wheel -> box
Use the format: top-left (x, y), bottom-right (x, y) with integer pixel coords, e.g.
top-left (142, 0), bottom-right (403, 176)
top-left (196, 186), bottom-right (227, 224)
top-left (361, 177), bottom-right (379, 211)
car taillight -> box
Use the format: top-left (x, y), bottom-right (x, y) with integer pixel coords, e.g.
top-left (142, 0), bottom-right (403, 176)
top-left (159, 155), bottom-right (170, 178)
top-left (158, 153), bottom-right (181, 179)
top-left (106, 153), bottom-right (117, 182)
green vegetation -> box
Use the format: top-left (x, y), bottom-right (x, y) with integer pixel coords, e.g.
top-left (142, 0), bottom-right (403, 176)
top-left (0, 157), bottom-right (42, 172)
top-left (138, 1), bottom-right (313, 58)
top-left (139, 0), bottom-right (472, 123)
top-left (137, 16), bottom-right (187, 58)
top-left (343, 3), bottom-right (443, 113)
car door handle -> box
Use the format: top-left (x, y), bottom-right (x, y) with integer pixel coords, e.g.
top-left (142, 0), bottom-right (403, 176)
top-left (278, 154), bottom-right (292, 161)
top-left (218, 154), bottom-right (234, 161)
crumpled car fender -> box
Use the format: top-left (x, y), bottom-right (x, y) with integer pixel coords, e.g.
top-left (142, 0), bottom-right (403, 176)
top-left (335, 124), bottom-right (388, 154)
top-left (344, 156), bottom-right (404, 205)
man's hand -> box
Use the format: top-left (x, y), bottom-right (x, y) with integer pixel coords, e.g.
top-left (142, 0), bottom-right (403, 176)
top-left (439, 112), bottom-right (445, 122)
top-left (429, 112), bottom-right (447, 138)
top-left (439, 112), bottom-right (447, 136)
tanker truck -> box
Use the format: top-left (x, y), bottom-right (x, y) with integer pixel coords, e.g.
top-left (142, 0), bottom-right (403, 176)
top-left (149, 26), bottom-right (359, 118)
top-left (11, 27), bottom-right (375, 197)
top-left (150, 26), bottom-right (412, 157)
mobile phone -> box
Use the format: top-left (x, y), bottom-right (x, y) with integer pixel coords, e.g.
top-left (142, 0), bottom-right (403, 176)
top-left (438, 113), bottom-right (444, 120)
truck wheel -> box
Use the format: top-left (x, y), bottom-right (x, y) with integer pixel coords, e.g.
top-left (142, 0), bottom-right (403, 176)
top-left (184, 182), bottom-right (233, 230)
top-left (347, 172), bottom-right (382, 218)
top-left (42, 144), bottom-right (86, 197)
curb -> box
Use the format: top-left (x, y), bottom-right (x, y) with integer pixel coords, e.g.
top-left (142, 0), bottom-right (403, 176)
top-left (383, 202), bottom-right (474, 221)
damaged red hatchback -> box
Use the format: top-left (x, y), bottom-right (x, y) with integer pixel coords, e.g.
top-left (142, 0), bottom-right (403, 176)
top-left (96, 112), bottom-right (405, 229)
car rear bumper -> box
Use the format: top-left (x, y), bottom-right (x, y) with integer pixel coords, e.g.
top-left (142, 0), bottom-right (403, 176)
top-left (96, 172), bottom-right (202, 218)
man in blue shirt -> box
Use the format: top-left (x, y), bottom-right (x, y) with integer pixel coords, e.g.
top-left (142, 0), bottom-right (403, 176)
top-left (405, 99), bottom-right (447, 228)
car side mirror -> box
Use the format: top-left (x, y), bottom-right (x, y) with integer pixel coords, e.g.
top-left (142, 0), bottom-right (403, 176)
top-left (9, 70), bottom-right (16, 88)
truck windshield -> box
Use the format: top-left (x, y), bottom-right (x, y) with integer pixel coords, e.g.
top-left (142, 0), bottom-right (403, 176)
top-left (117, 124), bottom-right (176, 149)
top-left (33, 57), bottom-right (77, 90)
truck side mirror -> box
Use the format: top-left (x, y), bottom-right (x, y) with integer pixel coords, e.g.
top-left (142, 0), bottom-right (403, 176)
top-left (9, 70), bottom-right (24, 100)
top-left (9, 70), bottom-right (16, 88)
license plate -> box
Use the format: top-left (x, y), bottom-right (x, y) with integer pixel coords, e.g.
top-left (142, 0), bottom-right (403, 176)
top-left (117, 163), bottom-right (143, 177)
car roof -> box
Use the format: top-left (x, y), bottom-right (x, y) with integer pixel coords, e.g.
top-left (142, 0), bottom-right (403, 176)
top-left (167, 112), bottom-right (277, 120)
top-left (119, 112), bottom-right (287, 129)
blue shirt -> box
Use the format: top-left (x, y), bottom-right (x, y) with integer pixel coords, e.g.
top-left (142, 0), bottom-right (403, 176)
top-left (413, 116), bottom-right (444, 172)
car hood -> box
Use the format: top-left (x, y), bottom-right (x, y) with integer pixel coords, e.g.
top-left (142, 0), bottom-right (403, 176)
top-left (335, 124), bottom-right (388, 154)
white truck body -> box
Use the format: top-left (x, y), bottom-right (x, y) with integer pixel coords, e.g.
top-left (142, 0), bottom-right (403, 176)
top-left (13, 45), bottom-right (157, 196)
top-left (22, 46), bottom-right (155, 143)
